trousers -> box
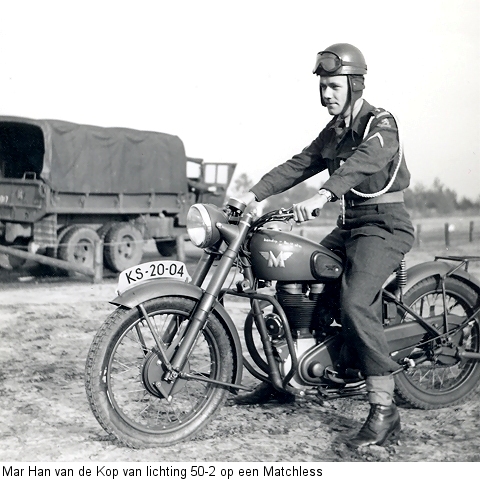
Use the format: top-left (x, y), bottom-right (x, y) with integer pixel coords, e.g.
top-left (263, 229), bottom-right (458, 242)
top-left (321, 202), bottom-right (415, 376)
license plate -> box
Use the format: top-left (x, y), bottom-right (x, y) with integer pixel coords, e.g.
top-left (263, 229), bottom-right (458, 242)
top-left (116, 260), bottom-right (191, 295)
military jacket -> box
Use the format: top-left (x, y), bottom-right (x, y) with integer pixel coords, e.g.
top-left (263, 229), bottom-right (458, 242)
top-left (250, 100), bottom-right (411, 203)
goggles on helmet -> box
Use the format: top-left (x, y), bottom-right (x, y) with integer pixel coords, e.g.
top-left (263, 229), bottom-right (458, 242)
top-left (313, 51), bottom-right (358, 75)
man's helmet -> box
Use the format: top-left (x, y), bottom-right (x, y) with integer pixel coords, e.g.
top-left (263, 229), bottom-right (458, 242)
top-left (313, 43), bottom-right (366, 109)
top-left (313, 43), bottom-right (367, 76)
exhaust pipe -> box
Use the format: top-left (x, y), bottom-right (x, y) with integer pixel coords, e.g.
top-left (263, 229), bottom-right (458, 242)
top-left (458, 351), bottom-right (480, 361)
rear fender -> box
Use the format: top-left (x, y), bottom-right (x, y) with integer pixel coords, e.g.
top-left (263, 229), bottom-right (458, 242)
top-left (384, 261), bottom-right (480, 359)
top-left (111, 279), bottom-right (243, 387)
top-left (385, 260), bottom-right (480, 296)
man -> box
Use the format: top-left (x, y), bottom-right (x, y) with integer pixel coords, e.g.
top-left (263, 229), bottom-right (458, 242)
top-left (234, 43), bottom-right (415, 448)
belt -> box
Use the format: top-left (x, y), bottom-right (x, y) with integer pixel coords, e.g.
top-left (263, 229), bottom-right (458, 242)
top-left (345, 191), bottom-right (404, 208)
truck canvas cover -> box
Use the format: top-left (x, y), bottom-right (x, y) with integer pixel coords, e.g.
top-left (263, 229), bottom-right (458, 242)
top-left (0, 116), bottom-right (188, 194)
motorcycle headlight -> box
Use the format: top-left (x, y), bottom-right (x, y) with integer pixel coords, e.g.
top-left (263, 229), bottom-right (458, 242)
top-left (186, 204), bottom-right (226, 248)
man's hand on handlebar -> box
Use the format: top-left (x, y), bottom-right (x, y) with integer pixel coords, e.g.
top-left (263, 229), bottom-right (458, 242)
top-left (232, 191), bottom-right (264, 211)
top-left (235, 191), bottom-right (257, 206)
top-left (292, 193), bottom-right (328, 223)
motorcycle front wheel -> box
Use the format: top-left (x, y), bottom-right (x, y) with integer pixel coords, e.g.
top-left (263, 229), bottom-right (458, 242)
top-left (394, 276), bottom-right (480, 409)
top-left (85, 296), bottom-right (235, 448)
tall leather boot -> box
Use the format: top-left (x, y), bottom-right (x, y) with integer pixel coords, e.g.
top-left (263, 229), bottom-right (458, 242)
top-left (348, 375), bottom-right (401, 448)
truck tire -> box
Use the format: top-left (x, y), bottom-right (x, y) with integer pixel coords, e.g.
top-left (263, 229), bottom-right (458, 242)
top-left (104, 223), bottom-right (144, 272)
top-left (44, 226), bottom-right (78, 276)
top-left (0, 239), bottom-right (28, 269)
top-left (97, 222), bottom-right (116, 241)
top-left (46, 225), bottom-right (76, 259)
top-left (155, 240), bottom-right (177, 257)
top-left (58, 226), bottom-right (100, 269)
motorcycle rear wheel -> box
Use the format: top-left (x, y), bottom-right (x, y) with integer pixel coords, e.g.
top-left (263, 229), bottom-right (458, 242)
top-left (85, 296), bottom-right (234, 448)
top-left (394, 276), bottom-right (480, 409)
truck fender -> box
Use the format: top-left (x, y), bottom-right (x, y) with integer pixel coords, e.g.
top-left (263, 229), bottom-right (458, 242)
top-left (111, 279), bottom-right (244, 387)
top-left (385, 260), bottom-right (480, 296)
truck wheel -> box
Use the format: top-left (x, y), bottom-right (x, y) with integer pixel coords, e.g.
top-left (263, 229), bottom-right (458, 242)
top-left (43, 226), bottom-right (80, 276)
top-left (0, 239), bottom-right (28, 269)
top-left (58, 226), bottom-right (100, 268)
top-left (155, 240), bottom-right (177, 257)
top-left (97, 222), bottom-right (116, 241)
top-left (46, 225), bottom-right (76, 259)
top-left (104, 223), bottom-right (144, 272)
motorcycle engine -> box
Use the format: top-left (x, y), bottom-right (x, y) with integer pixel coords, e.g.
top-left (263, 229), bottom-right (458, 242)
top-left (267, 281), bottom-right (342, 388)
top-left (275, 282), bottom-right (337, 337)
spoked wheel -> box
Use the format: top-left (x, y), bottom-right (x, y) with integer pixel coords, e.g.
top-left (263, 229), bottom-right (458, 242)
top-left (394, 276), bottom-right (480, 409)
top-left (85, 296), bottom-right (235, 448)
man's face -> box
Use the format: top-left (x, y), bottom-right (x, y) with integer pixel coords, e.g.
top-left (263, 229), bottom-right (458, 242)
top-left (320, 75), bottom-right (349, 116)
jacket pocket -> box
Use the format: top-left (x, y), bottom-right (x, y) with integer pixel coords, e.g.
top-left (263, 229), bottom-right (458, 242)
top-left (347, 212), bottom-right (395, 236)
top-left (350, 224), bottom-right (390, 240)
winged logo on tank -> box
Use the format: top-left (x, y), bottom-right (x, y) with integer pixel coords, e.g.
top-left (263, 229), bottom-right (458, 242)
top-left (260, 250), bottom-right (293, 268)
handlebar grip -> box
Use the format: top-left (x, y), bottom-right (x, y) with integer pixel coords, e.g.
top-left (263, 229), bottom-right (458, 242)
top-left (312, 208), bottom-right (321, 217)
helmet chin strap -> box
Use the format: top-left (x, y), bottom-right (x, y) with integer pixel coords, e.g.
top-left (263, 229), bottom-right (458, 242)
top-left (337, 76), bottom-right (362, 126)
top-left (339, 76), bottom-right (353, 119)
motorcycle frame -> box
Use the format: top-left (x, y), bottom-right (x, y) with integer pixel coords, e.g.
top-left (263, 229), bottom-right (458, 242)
top-left (113, 208), bottom-right (480, 398)
top-left (197, 247), bottom-right (480, 397)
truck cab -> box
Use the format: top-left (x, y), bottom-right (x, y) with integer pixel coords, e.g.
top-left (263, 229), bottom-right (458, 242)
top-left (187, 157), bottom-right (236, 206)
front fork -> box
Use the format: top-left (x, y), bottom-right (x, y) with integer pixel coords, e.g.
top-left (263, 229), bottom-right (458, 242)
top-left (147, 213), bottom-right (255, 393)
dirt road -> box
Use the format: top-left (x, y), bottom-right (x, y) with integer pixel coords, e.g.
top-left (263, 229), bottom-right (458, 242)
top-left (1, 242), bottom-right (480, 462)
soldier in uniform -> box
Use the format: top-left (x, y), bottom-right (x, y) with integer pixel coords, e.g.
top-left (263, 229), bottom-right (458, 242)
top-left (234, 43), bottom-right (415, 448)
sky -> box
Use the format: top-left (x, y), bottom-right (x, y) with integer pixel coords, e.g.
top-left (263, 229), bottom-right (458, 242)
top-left (1, 0), bottom-right (479, 199)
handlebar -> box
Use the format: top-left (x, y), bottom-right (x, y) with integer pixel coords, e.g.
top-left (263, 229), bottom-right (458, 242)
top-left (247, 206), bottom-right (322, 233)
top-left (225, 198), bottom-right (321, 231)
top-left (277, 207), bottom-right (321, 218)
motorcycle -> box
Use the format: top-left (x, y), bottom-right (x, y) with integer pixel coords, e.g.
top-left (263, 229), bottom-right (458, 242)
top-left (85, 198), bottom-right (480, 448)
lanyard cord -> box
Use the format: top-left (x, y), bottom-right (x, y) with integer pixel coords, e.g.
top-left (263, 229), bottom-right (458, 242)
top-left (349, 111), bottom-right (403, 198)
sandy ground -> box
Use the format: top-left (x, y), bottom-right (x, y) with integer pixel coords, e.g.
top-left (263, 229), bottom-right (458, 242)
top-left (1, 238), bottom-right (480, 463)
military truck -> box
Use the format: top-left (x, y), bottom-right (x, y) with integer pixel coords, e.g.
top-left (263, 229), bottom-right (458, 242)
top-left (0, 116), bottom-right (235, 272)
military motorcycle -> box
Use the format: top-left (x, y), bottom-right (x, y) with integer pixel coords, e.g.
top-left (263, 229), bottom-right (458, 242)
top-left (85, 198), bottom-right (480, 448)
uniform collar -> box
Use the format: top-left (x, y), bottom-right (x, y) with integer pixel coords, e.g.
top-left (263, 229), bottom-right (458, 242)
top-left (329, 100), bottom-right (375, 136)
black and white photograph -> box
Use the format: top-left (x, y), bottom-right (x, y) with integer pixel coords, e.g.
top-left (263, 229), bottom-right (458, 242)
top-left (0, 0), bottom-right (479, 477)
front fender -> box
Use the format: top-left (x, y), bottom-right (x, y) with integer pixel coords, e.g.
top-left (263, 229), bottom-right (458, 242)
top-left (386, 260), bottom-right (480, 296)
top-left (112, 279), bottom-right (204, 308)
top-left (111, 279), bottom-right (244, 387)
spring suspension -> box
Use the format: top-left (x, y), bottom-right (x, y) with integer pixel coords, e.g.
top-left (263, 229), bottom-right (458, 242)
top-left (396, 259), bottom-right (407, 288)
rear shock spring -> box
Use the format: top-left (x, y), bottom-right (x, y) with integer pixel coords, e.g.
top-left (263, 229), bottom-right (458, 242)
top-left (396, 259), bottom-right (407, 288)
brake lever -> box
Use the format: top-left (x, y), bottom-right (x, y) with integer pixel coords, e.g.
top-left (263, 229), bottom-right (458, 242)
top-left (287, 206), bottom-right (321, 219)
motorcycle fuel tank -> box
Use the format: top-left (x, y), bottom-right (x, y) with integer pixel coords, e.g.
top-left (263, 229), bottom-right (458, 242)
top-left (249, 229), bottom-right (343, 282)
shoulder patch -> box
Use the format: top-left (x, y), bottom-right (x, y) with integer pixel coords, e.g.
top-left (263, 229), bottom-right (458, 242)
top-left (377, 117), bottom-right (392, 128)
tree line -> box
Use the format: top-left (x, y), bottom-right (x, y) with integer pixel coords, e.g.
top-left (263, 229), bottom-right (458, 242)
top-left (230, 173), bottom-right (480, 217)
